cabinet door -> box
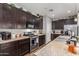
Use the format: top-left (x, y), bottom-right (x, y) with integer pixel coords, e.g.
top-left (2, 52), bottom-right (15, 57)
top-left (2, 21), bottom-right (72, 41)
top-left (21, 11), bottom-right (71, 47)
top-left (18, 38), bottom-right (30, 56)
top-left (52, 21), bottom-right (55, 30)
top-left (53, 34), bottom-right (60, 39)
top-left (2, 4), bottom-right (17, 29)
top-left (0, 41), bottom-right (19, 56)
top-left (0, 4), bottom-right (3, 28)
top-left (15, 9), bottom-right (27, 29)
top-left (34, 20), bottom-right (39, 29)
top-left (26, 15), bottom-right (36, 29)
top-left (52, 20), bottom-right (64, 29)
top-left (0, 4), bottom-right (3, 23)
top-left (51, 34), bottom-right (53, 41)
top-left (64, 19), bottom-right (77, 25)
top-left (39, 18), bottom-right (43, 29)
top-left (0, 3), bottom-right (28, 29)
top-left (37, 18), bottom-right (43, 29)
top-left (58, 20), bottom-right (64, 29)
top-left (39, 35), bottom-right (45, 47)
top-left (0, 46), bottom-right (18, 56)
top-left (33, 17), bottom-right (43, 29)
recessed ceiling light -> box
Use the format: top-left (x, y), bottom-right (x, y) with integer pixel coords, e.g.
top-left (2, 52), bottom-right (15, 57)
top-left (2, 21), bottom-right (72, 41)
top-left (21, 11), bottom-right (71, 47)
top-left (52, 14), bottom-right (54, 16)
top-left (67, 10), bottom-right (71, 13)
top-left (52, 14), bottom-right (55, 18)
top-left (74, 18), bottom-right (77, 22)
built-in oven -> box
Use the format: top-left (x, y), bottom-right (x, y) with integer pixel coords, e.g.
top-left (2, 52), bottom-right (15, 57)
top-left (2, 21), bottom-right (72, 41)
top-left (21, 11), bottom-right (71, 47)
top-left (30, 35), bottom-right (39, 52)
top-left (23, 32), bottom-right (39, 52)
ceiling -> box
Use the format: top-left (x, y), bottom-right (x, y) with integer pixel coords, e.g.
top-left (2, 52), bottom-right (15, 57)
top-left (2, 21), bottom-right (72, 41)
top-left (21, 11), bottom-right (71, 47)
top-left (14, 3), bottom-right (79, 21)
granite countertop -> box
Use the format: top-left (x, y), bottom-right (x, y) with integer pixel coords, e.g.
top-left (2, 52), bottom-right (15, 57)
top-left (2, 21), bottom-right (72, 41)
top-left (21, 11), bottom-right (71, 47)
top-left (0, 36), bottom-right (30, 44)
top-left (51, 32), bottom-right (61, 34)
top-left (0, 33), bottom-right (45, 44)
top-left (37, 34), bottom-right (45, 36)
top-left (34, 35), bottom-right (79, 56)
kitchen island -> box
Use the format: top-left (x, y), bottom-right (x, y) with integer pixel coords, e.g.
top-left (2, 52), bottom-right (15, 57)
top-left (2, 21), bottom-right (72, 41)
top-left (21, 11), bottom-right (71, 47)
top-left (33, 35), bottom-right (79, 56)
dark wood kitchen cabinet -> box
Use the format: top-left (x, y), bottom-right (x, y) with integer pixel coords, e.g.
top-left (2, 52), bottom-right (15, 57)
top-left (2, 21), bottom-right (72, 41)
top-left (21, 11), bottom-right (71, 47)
top-left (0, 38), bottom-right (30, 56)
top-left (26, 15), bottom-right (37, 29)
top-left (52, 20), bottom-right (64, 30)
top-left (37, 17), bottom-right (43, 29)
top-left (64, 18), bottom-right (77, 25)
top-left (51, 34), bottom-right (60, 41)
top-left (52, 18), bottom-right (77, 30)
top-left (26, 15), bottom-right (43, 29)
top-left (34, 17), bottom-right (43, 29)
top-left (18, 38), bottom-right (30, 56)
top-left (0, 3), bottom-right (28, 29)
top-left (2, 4), bottom-right (17, 28)
top-left (0, 3), bottom-right (43, 29)
top-left (39, 35), bottom-right (45, 47)
top-left (0, 41), bottom-right (18, 56)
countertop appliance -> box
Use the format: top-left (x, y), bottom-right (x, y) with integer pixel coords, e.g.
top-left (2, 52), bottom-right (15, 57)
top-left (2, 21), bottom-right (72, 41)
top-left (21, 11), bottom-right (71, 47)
top-left (0, 32), bottom-right (11, 40)
top-left (23, 32), bottom-right (39, 52)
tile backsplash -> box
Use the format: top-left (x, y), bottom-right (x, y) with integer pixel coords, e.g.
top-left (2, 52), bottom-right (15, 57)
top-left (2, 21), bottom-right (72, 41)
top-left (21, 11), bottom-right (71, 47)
top-left (0, 29), bottom-right (41, 34)
top-left (0, 29), bottom-right (43, 39)
top-left (52, 29), bottom-right (63, 34)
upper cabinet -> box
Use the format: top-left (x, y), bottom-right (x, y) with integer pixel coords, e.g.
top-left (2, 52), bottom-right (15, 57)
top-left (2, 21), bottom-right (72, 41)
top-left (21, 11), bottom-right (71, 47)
top-left (26, 15), bottom-right (43, 29)
top-left (52, 19), bottom-right (77, 30)
top-left (64, 18), bottom-right (77, 25)
top-left (0, 3), bottom-right (26, 29)
top-left (0, 3), bottom-right (43, 29)
top-left (52, 20), bottom-right (64, 29)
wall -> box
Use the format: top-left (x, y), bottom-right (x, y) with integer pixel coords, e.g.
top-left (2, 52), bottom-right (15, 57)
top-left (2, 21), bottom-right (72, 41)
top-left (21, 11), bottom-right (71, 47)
top-left (0, 29), bottom-right (40, 33)
top-left (43, 16), bottom-right (52, 44)
top-left (77, 12), bottom-right (79, 36)
top-left (0, 29), bottom-right (40, 38)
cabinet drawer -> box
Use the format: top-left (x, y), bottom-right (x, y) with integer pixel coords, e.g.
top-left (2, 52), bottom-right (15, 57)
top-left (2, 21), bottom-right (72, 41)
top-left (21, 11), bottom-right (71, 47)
top-left (39, 35), bottom-right (45, 46)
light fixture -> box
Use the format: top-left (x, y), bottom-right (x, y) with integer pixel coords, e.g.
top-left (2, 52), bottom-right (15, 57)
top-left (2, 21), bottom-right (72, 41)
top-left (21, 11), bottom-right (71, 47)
top-left (74, 17), bottom-right (77, 22)
top-left (52, 14), bottom-right (55, 18)
top-left (67, 10), bottom-right (71, 13)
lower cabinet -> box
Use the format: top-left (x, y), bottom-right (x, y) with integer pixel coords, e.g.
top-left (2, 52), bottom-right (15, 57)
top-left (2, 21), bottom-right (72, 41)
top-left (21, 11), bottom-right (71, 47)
top-left (18, 38), bottom-right (30, 56)
top-left (0, 38), bottom-right (30, 56)
top-left (0, 41), bottom-right (18, 56)
top-left (51, 34), bottom-right (60, 41)
top-left (0, 35), bottom-right (46, 56)
top-left (39, 35), bottom-right (45, 47)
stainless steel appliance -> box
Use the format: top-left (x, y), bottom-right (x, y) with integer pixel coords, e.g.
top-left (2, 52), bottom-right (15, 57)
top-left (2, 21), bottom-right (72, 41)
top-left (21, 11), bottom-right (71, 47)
top-left (0, 32), bottom-right (11, 40)
top-left (30, 35), bottom-right (39, 52)
top-left (23, 32), bottom-right (39, 52)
